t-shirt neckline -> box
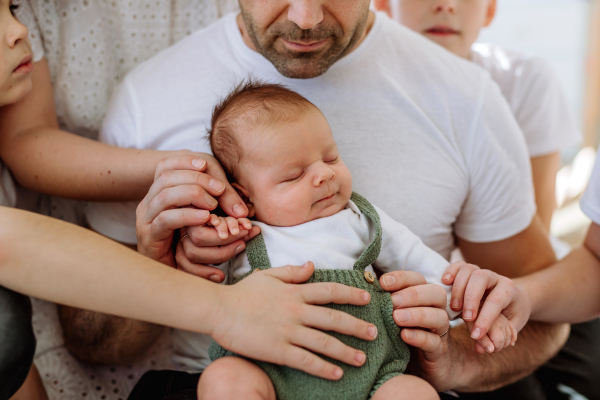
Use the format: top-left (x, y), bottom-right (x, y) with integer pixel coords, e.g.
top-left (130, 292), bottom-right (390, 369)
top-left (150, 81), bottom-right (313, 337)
top-left (225, 11), bottom-right (385, 80)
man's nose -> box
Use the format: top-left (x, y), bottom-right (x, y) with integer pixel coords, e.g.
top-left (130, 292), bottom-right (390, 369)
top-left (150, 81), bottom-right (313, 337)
top-left (288, 0), bottom-right (324, 30)
top-left (312, 164), bottom-right (335, 186)
top-left (7, 18), bottom-right (29, 49)
top-left (432, 0), bottom-right (457, 14)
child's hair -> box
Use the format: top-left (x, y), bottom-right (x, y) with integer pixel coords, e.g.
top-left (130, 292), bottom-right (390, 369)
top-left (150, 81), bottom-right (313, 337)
top-left (207, 78), bottom-right (316, 182)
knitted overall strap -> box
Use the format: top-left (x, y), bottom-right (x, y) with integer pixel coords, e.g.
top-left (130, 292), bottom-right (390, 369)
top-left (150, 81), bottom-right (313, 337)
top-left (245, 192), bottom-right (382, 273)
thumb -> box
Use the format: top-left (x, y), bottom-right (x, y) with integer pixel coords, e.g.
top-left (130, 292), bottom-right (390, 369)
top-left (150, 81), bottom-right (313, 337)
top-left (261, 262), bottom-right (315, 284)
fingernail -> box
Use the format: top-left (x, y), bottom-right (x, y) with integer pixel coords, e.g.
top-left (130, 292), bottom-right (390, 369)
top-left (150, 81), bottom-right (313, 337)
top-left (232, 203), bottom-right (246, 217)
top-left (235, 244), bottom-right (245, 254)
top-left (204, 193), bottom-right (218, 208)
top-left (355, 352), bottom-right (366, 364)
top-left (209, 275), bottom-right (222, 283)
top-left (361, 292), bottom-right (370, 302)
top-left (471, 328), bottom-right (481, 339)
top-left (192, 158), bottom-right (206, 169)
top-left (391, 294), bottom-right (403, 306)
top-left (219, 231), bottom-right (228, 239)
top-left (367, 326), bottom-right (378, 339)
top-left (451, 298), bottom-right (460, 310)
top-left (209, 179), bottom-right (225, 193)
top-left (383, 275), bottom-right (395, 287)
top-left (395, 310), bottom-right (410, 323)
top-left (404, 329), bottom-right (415, 340)
top-left (231, 227), bottom-right (239, 235)
top-left (301, 262), bottom-right (310, 268)
top-left (333, 368), bottom-right (343, 379)
top-left (486, 345), bottom-right (494, 353)
top-left (443, 274), bottom-right (452, 282)
top-left (463, 310), bottom-right (472, 320)
top-left (196, 210), bottom-right (209, 219)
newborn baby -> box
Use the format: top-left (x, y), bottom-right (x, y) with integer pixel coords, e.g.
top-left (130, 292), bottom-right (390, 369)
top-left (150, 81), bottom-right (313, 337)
top-left (194, 80), bottom-right (526, 400)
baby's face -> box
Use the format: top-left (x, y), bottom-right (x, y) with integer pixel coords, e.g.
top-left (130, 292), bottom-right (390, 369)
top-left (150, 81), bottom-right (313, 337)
top-left (237, 107), bottom-right (352, 227)
top-left (0, 0), bottom-right (33, 107)
top-left (393, 0), bottom-right (496, 59)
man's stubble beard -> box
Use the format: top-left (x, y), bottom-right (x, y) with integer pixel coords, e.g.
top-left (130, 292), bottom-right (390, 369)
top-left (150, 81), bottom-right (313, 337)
top-left (239, 5), bottom-right (370, 79)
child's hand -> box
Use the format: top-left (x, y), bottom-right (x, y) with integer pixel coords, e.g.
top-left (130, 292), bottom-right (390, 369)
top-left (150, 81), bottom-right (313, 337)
top-left (207, 214), bottom-right (253, 240)
top-left (442, 261), bottom-right (531, 354)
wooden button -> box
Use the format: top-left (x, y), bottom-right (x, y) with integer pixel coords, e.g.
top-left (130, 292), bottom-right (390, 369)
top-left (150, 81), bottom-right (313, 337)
top-left (364, 271), bottom-right (375, 283)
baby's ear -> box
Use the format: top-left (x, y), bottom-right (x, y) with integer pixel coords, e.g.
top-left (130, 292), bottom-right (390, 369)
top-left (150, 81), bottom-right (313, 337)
top-left (231, 182), bottom-right (255, 218)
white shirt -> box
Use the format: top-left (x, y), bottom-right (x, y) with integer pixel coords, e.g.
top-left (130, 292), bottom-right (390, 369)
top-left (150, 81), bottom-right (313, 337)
top-left (471, 44), bottom-right (581, 157)
top-left (87, 12), bottom-right (536, 264)
top-left (581, 148), bottom-right (600, 224)
top-left (172, 200), bottom-right (459, 371)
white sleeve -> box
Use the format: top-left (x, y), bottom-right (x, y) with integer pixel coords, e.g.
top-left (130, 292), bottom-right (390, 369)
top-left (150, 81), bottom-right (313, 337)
top-left (373, 206), bottom-right (458, 319)
top-left (15, 0), bottom-right (45, 62)
top-left (84, 78), bottom-right (141, 244)
top-left (580, 148), bottom-right (600, 224)
top-left (454, 81), bottom-right (536, 243)
top-left (512, 57), bottom-right (581, 157)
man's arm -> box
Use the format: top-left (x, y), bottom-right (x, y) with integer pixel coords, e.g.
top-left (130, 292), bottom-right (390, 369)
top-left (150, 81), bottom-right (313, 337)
top-left (448, 216), bottom-right (569, 391)
top-left (0, 59), bottom-right (187, 201)
top-left (531, 152), bottom-right (560, 233)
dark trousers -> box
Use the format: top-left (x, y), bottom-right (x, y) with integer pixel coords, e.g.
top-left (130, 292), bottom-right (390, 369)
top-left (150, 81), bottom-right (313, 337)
top-left (0, 286), bottom-right (35, 400)
top-left (441, 319), bottom-right (600, 400)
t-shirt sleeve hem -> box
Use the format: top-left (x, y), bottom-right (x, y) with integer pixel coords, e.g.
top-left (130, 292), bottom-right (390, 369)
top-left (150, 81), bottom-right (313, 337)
top-left (454, 205), bottom-right (535, 243)
top-left (528, 135), bottom-right (582, 157)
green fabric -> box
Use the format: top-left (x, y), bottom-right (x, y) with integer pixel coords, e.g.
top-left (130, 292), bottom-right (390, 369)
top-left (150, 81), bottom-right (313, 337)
top-left (209, 192), bottom-right (410, 400)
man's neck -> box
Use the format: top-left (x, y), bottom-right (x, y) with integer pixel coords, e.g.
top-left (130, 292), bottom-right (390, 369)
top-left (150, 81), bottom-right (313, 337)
top-left (237, 11), bottom-right (376, 57)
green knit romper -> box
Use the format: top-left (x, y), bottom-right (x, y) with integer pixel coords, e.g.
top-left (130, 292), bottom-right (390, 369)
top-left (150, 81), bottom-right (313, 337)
top-left (209, 193), bottom-right (411, 400)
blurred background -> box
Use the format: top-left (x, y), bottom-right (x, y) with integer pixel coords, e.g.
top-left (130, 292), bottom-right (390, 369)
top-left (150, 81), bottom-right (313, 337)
top-left (478, 0), bottom-right (600, 246)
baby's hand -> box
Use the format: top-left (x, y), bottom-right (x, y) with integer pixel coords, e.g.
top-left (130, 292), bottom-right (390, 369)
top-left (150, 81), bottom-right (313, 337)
top-left (207, 215), bottom-right (253, 240)
top-left (442, 261), bottom-right (531, 354)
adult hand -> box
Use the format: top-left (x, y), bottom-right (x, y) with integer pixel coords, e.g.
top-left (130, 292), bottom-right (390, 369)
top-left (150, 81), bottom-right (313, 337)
top-left (380, 270), bottom-right (457, 391)
top-left (136, 153), bottom-right (247, 267)
top-left (211, 262), bottom-right (378, 380)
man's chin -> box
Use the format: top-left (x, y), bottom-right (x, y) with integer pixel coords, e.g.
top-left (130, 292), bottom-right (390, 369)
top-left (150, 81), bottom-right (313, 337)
top-left (267, 54), bottom-right (335, 79)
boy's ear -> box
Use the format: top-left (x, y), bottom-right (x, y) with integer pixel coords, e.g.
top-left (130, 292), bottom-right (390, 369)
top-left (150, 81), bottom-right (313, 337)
top-left (484, 0), bottom-right (497, 27)
top-left (373, 0), bottom-right (392, 18)
top-left (231, 182), bottom-right (255, 218)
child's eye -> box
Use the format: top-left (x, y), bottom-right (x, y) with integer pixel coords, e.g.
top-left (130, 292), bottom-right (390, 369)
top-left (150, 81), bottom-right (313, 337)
top-left (283, 171), bottom-right (304, 183)
top-left (9, 3), bottom-right (19, 16)
top-left (325, 156), bottom-right (339, 164)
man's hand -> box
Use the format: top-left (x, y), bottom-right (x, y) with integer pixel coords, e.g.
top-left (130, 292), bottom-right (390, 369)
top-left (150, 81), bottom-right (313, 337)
top-left (442, 261), bottom-right (531, 354)
top-left (379, 270), bottom-right (459, 391)
top-left (211, 262), bottom-right (378, 380)
top-left (136, 154), bottom-right (247, 267)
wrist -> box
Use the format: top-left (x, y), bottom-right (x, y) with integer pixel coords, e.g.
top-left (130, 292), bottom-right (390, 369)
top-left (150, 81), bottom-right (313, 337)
top-left (445, 325), bottom-right (483, 392)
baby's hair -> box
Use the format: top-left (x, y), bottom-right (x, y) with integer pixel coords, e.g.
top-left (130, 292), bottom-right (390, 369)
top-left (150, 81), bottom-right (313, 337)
top-left (207, 78), bottom-right (317, 182)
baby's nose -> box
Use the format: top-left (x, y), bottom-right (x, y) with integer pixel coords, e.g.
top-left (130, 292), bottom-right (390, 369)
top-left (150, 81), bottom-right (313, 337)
top-left (313, 165), bottom-right (336, 186)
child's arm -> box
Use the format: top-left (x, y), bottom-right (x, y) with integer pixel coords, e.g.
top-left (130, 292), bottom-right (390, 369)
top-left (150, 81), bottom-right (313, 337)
top-left (442, 261), bottom-right (532, 353)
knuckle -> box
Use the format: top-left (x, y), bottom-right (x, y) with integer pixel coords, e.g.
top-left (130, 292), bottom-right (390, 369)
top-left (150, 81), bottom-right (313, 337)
top-left (327, 308), bottom-right (342, 325)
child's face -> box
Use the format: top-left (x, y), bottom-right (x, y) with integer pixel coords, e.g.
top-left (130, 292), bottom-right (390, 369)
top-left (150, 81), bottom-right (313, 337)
top-left (383, 0), bottom-right (496, 59)
top-left (236, 107), bottom-right (353, 227)
top-left (0, 0), bottom-right (33, 107)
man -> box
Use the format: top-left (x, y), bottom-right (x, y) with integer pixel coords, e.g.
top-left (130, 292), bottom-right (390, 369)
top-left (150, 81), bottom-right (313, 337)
top-left (80, 1), bottom-right (566, 397)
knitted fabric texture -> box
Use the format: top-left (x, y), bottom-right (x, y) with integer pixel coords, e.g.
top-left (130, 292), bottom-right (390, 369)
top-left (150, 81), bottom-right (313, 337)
top-left (209, 192), bottom-right (410, 400)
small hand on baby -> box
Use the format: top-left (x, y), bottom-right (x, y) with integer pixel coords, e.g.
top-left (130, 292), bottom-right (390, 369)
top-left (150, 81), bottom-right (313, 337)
top-left (442, 261), bottom-right (531, 354)
top-left (206, 214), bottom-right (253, 240)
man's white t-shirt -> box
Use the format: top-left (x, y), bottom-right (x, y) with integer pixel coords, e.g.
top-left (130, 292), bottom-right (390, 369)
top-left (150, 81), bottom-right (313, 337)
top-left (87, 11), bottom-right (535, 258)
top-left (86, 12), bottom-right (536, 372)
top-left (581, 149), bottom-right (600, 224)
top-left (471, 44), bottom-right (581, 157)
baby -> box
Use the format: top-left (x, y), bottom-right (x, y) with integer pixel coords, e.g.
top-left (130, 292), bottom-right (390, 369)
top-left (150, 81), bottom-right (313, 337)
top-left (194, 80), bottom-right (529, 400)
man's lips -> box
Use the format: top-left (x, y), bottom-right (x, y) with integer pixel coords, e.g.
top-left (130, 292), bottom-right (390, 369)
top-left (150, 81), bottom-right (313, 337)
top-left (281, 38), bottom-right (329, 52)
top-left (14, 55), bottom-right (33, 74)
top-left (425, 26), bottom-right (459, 36)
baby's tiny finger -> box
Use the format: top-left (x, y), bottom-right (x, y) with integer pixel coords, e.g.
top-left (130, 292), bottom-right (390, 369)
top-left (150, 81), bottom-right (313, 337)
top-left (488, 325), bottom-right (507, 352)
top-left (474, 341), bottom-right (486, 354)
top-left (225, 217), bottom-right (240, 235)
top-left (215, 217), bottom-right (229, 239)
top-left (442, 261), bottom-right (467, 285)
top-left (209, 214), bottom-right (221, 226)
top-left (238, 218), bottom-right (252, 230)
